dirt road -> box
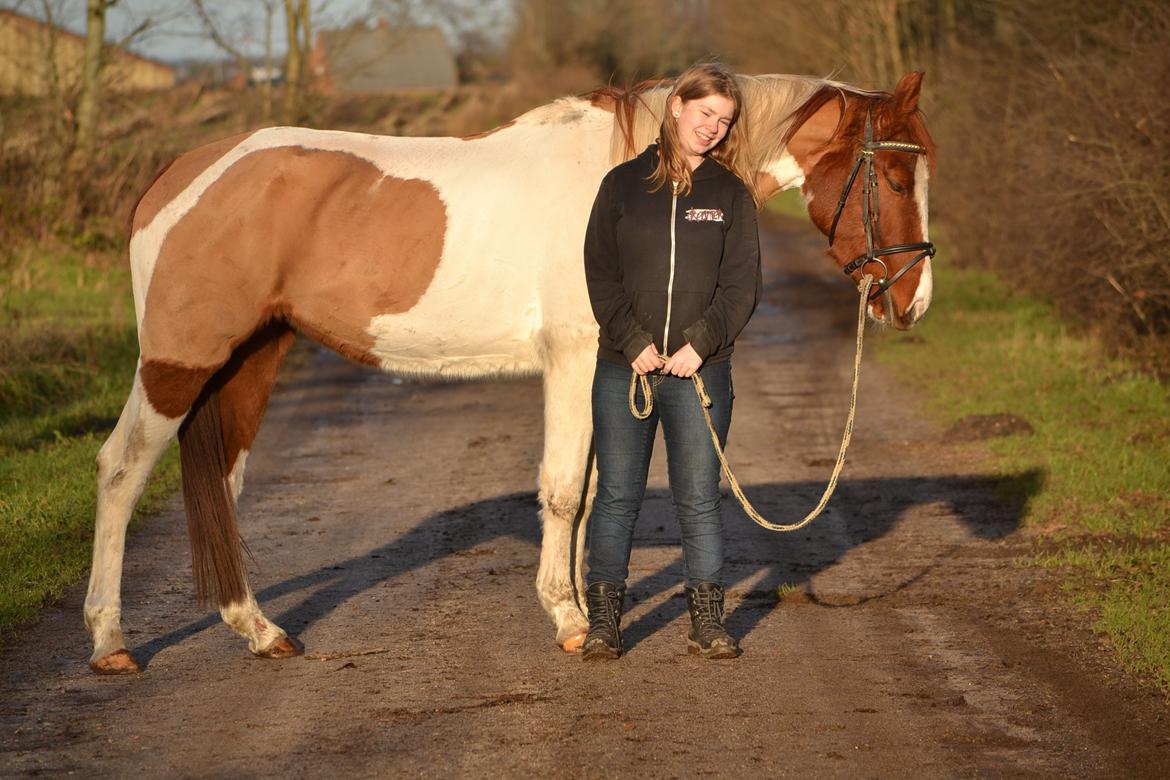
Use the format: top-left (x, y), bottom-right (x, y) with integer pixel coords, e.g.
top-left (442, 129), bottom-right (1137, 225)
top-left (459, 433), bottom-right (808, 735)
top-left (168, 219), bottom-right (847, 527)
top-left (2, 216), bottom-right (1168, 777)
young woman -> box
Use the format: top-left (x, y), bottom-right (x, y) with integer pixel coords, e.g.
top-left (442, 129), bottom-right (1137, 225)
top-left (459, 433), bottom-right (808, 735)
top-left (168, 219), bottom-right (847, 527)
top-left (582, 62), bottom-right (762, 660)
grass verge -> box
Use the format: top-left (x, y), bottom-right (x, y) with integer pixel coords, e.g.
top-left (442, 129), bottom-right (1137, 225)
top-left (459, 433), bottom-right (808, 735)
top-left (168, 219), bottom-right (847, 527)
top-left (873, 250), bottom-right (1170, 690)
top-left (0, 246), bottom-right (180, 642)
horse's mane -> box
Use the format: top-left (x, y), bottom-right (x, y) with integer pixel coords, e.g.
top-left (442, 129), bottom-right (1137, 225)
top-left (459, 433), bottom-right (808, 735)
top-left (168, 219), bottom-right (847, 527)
top-left (584, 74), bottom-right (935, 172)
top-left (584, 75), bottom-right (855, 169)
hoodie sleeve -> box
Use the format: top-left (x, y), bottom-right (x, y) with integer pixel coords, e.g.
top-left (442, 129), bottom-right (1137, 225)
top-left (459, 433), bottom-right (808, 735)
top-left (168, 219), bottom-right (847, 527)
top-left (682, 185), bottom-right (762, 360)
top-left (584, 173), bottom-right (655, 363)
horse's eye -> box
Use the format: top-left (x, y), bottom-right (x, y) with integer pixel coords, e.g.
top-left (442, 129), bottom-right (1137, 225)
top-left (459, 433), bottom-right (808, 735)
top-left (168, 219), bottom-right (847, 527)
top-left (886, 177), bottom-right (907, 196)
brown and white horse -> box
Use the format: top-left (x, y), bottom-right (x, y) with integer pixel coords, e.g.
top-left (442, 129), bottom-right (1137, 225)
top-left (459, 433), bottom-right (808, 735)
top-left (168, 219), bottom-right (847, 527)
top-left (85, 71), bottom-right (936, 673)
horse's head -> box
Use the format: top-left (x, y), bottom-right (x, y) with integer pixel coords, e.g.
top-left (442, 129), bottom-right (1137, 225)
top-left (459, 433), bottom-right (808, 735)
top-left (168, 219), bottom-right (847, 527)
top-left (782, 72), bottom-right (937, 329)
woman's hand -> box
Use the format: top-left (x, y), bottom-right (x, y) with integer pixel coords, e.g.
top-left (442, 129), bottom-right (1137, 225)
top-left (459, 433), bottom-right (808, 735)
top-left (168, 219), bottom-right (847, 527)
top-left (663, 343), bottom-right (703, 377)
top-left (631, 344), bottom-right (666, 376)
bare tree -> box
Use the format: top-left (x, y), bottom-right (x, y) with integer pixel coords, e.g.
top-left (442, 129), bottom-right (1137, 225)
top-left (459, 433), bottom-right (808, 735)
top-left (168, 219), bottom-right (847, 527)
top-left (64, 0), bottom-right (114, 179)
top-left (282, 0), bottom-right (309, 122)
top-left (261, 0), bottom-right (277, 122)
top-left (506, 0), bottom-right (707, 84)
top-left (191, 0), bottom-right (252, 82)
top-left (189, 0), bottom-right (287, 122)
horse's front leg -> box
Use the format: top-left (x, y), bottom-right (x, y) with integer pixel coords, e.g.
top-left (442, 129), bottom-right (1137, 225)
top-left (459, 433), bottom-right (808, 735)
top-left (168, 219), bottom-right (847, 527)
top-left (536, 331), bottom-right (597, 652)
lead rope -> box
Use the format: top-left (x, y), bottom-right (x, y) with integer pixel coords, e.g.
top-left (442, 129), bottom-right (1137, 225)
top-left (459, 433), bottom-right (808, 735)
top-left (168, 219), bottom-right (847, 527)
top-left (629, 273), bottom-right (875, 533)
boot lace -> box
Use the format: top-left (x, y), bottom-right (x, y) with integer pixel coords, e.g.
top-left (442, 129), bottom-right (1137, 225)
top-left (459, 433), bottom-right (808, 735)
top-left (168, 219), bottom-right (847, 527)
top-left (586, 588), bottom-right (622, 638)
top-left (689, 589), bottom-right (733, 646)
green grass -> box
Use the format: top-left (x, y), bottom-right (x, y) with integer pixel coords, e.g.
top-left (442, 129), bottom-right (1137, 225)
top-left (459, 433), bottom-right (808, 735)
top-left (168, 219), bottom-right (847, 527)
top-left (764, 187), bottom-right (808, 220)
top-left (0, 246), bottom-right (180, 641)
top-left (874, 250), bottom-right (1170, 690)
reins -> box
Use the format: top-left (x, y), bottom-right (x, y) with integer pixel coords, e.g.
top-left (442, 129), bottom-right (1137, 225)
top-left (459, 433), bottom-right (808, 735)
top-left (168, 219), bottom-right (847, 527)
top-left (628, 273), bottom-right (875, 533)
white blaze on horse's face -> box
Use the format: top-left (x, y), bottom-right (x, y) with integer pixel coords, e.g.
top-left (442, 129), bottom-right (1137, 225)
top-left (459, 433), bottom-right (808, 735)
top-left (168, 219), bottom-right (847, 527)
top-left (907, 154), bottom-right (933, 325)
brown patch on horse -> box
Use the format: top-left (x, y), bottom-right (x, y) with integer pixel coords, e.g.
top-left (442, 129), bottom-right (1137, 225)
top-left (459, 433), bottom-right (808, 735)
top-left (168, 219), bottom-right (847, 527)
top-left (461, 120), bottom-right (516, 140)
top-left (588, 92), bottom-right (616, 113)
top-left (781, 85), bottom-right (847, 151)
top-left (140, 360), bottom-right (216, 419)
top-left (139, 147), bottom-right (448, 370)
top-left (780, 87), bottom-right (847, 175)
top-left (132, 131), bottom-right (255, 236)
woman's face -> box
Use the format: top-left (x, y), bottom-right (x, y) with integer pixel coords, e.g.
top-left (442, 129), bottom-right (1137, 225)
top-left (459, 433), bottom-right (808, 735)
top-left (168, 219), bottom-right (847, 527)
top-left (671, 93), bottom-right (736, 160)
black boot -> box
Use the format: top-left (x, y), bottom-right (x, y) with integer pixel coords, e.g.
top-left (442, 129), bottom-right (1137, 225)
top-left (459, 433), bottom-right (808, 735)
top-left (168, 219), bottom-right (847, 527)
top-left (686, 582), bottom-right (740, 659)
top-left (582, 582), bottom-right (625, 660)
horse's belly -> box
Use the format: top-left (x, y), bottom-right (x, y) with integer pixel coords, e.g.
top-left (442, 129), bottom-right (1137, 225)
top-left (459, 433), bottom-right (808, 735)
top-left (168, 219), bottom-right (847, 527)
top-left (366, 302), bottom-right (542, 379)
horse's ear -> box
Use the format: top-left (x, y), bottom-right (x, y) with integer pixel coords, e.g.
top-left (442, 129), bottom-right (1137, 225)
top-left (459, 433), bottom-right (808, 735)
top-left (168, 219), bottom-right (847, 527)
top-left (893, 71), bottom-right (925, 113)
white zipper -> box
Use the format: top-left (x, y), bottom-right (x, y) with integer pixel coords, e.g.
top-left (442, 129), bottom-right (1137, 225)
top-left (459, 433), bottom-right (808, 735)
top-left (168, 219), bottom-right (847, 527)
top-left (663, 181), bottom-right (679, 355)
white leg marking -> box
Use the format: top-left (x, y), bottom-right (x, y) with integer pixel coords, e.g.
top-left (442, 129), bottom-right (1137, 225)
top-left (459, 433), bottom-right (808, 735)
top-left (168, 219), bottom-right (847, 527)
top-left (85, 373), bottom-right (184, 664)
top-left (220, 588), bottom-right (290, 654)
top-left (218, 449), bottom-right (293, 655)
top-left (534, 328), bottom-right (597, 646)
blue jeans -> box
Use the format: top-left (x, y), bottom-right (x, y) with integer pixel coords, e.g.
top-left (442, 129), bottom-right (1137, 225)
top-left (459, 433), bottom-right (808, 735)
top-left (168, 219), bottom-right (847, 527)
top-left (586, 358), bottom-right (733, 589)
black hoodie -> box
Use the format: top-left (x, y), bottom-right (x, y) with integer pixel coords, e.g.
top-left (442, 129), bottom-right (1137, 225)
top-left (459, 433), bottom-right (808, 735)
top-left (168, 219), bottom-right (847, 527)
top-left (584, 144), bottom-right (762, 368)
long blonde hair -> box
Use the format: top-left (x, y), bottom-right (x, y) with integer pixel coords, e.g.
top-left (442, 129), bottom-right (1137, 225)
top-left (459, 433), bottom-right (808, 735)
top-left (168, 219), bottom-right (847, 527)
top-left (648, 62), bottom-right (761, 208)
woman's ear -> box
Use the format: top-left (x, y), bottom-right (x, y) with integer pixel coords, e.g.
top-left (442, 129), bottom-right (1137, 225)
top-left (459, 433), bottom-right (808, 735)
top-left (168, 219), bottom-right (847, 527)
top-left (669, 95), bottom-right (683, 119)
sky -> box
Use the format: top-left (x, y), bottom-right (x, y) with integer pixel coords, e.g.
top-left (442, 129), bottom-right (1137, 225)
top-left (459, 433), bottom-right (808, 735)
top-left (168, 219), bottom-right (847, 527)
top-left (1, 0), bottom-right (512, 63)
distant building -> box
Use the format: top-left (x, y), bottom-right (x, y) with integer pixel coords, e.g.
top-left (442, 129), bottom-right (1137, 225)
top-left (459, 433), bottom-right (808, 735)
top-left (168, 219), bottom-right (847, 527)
top-left (250, 64), bottom-right (283, 86)
top-left (312, 22), bottom-right (457, 93)
top-left (0, 10), bottom-right (174, 96)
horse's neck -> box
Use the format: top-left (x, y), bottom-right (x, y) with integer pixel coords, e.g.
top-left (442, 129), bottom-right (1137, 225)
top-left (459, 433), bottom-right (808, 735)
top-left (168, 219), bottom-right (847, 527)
top-left (503, 76), bottom-right (828, 194)
top-left (744, 74), bottom-right (832, 195)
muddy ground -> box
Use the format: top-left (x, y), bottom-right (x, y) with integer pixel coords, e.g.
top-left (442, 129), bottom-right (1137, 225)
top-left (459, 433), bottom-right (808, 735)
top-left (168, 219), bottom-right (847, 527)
top-left (2, 216), bottom-right (1168, 777)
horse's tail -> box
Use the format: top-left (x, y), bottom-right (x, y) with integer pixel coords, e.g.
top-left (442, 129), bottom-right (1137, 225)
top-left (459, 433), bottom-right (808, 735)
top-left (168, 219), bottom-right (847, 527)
top-left (178, 377), bottom-right (248, 609)
top-left (175, 321), bottom-right (295, 607)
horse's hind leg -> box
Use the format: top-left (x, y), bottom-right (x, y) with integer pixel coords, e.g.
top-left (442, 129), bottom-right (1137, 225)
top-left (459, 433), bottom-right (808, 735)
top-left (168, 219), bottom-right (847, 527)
top-left (86, 371), bottom-right (190, 673)
top-left (211, 323), bottom-right (300, 658)
top-left (536, 330), bottom-right (597, 652)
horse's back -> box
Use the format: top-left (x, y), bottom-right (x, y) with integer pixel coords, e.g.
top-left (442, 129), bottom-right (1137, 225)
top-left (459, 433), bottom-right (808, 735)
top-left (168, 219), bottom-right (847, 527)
top-left (129, 118), bottom-right (607, 380)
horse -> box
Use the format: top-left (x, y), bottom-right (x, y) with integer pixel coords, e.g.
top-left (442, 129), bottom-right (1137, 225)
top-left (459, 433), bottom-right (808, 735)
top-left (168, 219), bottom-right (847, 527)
top-left (84, 70), bottom-right (937, 673)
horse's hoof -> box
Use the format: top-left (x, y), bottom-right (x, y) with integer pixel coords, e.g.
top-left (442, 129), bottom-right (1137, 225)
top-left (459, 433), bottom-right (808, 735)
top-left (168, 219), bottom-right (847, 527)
top-left (256, 635), bottom-right (302, 659)
top-left (560, 631), bottom-right (586, 653)
top-left (90, 648), bottom-right (141, 675)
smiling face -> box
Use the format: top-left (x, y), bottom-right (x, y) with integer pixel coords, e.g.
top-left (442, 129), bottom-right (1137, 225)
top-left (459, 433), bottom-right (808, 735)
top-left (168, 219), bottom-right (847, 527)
top-left (670, 93), bottom-right (736, 166)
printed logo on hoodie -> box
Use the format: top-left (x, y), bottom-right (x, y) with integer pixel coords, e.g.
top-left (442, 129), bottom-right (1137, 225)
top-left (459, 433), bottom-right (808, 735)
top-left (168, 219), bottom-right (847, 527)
top-left (685, 208), bottom-right (724, 223)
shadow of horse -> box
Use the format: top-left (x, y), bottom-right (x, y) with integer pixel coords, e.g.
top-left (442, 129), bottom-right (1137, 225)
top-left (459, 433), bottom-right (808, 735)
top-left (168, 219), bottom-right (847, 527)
top-left (132, 469), bottom-right (1043, 666)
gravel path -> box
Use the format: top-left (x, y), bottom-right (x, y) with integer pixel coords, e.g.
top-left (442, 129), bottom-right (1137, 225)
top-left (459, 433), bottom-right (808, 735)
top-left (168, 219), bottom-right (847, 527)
top-left (2, 215), bottom-right (1167, 777)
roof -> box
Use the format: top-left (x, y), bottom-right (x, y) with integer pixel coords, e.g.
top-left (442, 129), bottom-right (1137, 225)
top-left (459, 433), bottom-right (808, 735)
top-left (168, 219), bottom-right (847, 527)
top-left (0, 10), bottom-right (175, 75)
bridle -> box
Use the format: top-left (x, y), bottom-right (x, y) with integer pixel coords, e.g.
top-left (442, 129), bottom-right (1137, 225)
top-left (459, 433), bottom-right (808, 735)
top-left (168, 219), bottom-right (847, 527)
top-left (827, 108), bottom-right (935, 302)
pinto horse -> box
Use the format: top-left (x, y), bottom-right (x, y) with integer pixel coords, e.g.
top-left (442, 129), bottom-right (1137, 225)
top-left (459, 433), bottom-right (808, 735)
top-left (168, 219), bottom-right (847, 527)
top-left (85, 71), bottom-right (936, 673)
